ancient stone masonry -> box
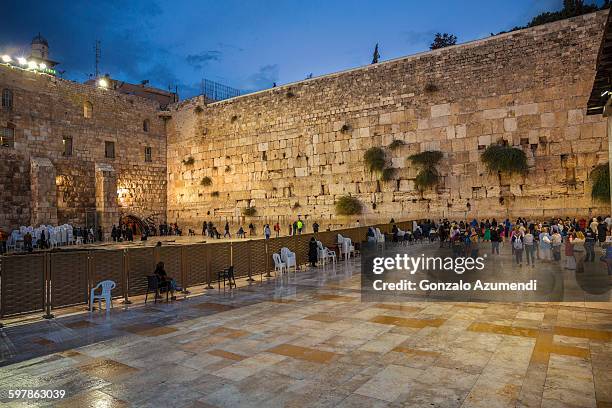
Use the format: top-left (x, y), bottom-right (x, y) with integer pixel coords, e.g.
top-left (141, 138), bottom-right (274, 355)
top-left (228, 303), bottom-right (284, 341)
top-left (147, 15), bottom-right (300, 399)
top-left (0, 65), bottom-right (167, 233)
top-left (166, 11), bottom-right (610, 232)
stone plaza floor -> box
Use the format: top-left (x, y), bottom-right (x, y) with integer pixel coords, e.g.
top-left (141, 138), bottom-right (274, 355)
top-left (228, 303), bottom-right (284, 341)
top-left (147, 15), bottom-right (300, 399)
top-left (0, 242), bottom-right (610, 407)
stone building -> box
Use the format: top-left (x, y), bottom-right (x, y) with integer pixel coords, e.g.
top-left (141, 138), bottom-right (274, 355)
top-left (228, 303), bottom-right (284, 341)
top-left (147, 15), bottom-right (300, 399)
top-left (0, 37), bottom-right (167, 236)
top-left (1, 11), bottom-right (611, 235)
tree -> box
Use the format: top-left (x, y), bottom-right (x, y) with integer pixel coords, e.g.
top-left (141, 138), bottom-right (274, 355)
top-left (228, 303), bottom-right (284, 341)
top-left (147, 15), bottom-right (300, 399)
top-left (430, 33), bottom-right (457, 50)
top-left (496, 0), bottom-right (605, 34)
top-left (371, 43), bottom-right (380, 64)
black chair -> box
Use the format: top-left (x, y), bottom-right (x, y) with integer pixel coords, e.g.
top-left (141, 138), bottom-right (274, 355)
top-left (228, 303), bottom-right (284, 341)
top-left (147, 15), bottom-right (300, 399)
top-left (217, 266), bottom-right (236, 290)
top-left (145, 275), bottom-right (169, 303)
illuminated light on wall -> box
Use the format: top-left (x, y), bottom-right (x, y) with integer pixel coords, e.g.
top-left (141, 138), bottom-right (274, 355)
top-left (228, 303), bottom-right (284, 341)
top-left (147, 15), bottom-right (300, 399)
top-left (97, 77), bottom-right (109, 88)
top-left (1, 55), bottom-right (57, 75)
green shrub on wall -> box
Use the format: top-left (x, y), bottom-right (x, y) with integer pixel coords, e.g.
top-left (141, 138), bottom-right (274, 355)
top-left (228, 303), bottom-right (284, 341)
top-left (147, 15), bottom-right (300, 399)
top-left (408, 150), bottom-right (443, 191)
top-left (242, 207), bottom-right (257, 216)
top-left (388, 139), bottom-right (405, 150)
top-left (591, 163), bottom-right (610, 203)
top-left (182, 156), bottom-right (195, 166)
top-left (481, 144), bottom-right (527, 175)
top-left (364, 147), bottom-right (386, 173)
top-left (201, 176), bottom-right (212, 186)
top-left (414, 167), bottom-right (439, 190)
top-left (335, 196), bottom-right (362, 215)
top-left (408, 150), bottom-right (443, 167)
top-left (381, 167), bottom-right (397, 181)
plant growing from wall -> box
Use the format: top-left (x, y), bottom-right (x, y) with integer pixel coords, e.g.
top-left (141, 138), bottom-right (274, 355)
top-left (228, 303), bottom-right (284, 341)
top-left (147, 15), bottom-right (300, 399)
top-left (201, 176), bottom-right (212, 186)
top-left (364, 147), bottom-right (387, 174)
top-left (225, 165), bottom-right (231, 173)
top-left (480, 143), bottom-right (528, 175)
top-left (194, 105), bottom-right (203, 114)
top-left (242, 207), bottom-right (257, 216)
top-left (292, 202), bottom-right (301, 210)
top-left (388, 139), bottom-right (405, 150)
top-left (590, 163), bottom-right (610, 203)
top-left (381, 167), bottom-right (397, 182)
top-left (182, 156), bottom-right (195, 166)
top-left (211, 191), bottom-right (219, 197)
top-left (231, 115), bottom-right (238, 123)
top-left (408, 150), bottom-right (443, 191)
top-left (424, 83), bottom-right (439, 93)
top-left (335, 195), bottom-right (362, 216)
top-left (340, 123), bottom-right (352, 133)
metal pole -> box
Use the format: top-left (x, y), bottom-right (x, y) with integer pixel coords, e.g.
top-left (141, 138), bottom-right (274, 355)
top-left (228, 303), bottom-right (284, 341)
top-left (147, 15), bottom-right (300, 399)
top-left (42, 253), bottom-right (54, 319)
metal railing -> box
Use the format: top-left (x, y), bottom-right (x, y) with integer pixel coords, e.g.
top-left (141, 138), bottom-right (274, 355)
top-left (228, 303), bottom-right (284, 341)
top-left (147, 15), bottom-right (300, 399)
top-left (0, 221), bottom-right (412, 320)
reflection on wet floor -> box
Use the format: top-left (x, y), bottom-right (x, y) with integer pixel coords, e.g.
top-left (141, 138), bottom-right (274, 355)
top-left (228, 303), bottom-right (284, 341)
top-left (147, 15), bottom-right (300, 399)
top-left (0, 242), bottom-right (609, 407)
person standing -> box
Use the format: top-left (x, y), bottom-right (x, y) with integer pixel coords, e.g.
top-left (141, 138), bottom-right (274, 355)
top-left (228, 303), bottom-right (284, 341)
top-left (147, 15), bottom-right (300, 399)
top-left (274, 222), bottom-right (280, 237)
top-left (584, 227), bottom-right (596, 262)
top-left (308, 237), bottom-right (318, 267)
top-left (551, 228), bottom-right (563, 261)
top-left (264, 224), bottom-right (271, 239)
top-left (512, 231), bottom-right (524, 266)
top-left (490, 226), bottom-right (500, 255)
top-left (23, 231), bottom-right (33, 252)
top-left (296, 219), bottom-right (303, 235)
top-left (597, 221), bottom-right (607, 247)
top-left (524, 229), bottom-right (535, 267)
top-left (312, 221), bottom-right (320, 234)
top-left (469, 228), bottom-right (479, 258)
top-left (248, 222), bottom-right (255, 236)
top-left (224, 222), bottom-right (231, 238)
top-left (565, 232), bottom-right (578, 270)
top-left (539, 227), bottom-right (552, 261)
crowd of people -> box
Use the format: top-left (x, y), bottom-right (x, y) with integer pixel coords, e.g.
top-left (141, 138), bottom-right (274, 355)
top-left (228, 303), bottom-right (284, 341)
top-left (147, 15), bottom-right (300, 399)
top-left (200, 218), bottom-right (320, 240)
top-left (399, 216), bottom-right (612, 274)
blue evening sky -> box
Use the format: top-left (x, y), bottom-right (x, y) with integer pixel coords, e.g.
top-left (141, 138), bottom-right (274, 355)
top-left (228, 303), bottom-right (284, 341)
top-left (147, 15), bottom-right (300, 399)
top-left (0, 1), bottom-right (597, 99)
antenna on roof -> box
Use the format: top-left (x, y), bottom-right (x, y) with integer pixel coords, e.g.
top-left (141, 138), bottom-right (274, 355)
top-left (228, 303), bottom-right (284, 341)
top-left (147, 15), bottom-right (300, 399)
top-left (94, 40), bottom-right (101, 78)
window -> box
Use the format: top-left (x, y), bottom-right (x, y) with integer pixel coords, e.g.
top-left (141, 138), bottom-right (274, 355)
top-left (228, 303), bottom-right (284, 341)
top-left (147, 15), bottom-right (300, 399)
top-left (105, 141), bottom-right (115, 159)
top-left (144, 146), bottom-right (152, 162)
top-left (0, 126), bottom-right (15, 148)
top-left (2, 89), bottom-right (12, 110)
top-left (143, 119), bottom-right (150, 132)
top-left (83, 101), bottom-right (93, 118)
top-left (62, 136), bottom-right (73, 156)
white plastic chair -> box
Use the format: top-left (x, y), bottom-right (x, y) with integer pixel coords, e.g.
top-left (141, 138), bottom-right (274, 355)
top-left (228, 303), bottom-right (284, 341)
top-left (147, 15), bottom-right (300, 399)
top-left (272, 253), bottom-right (286, 276)
top-left (280, 247), bottom-right (297, 272)
top-left (89, 280), bottom-right (116, 312)
top-left (317, 241), bottom-right (336, 266)
top-left (337, 234), bottom-right (355, 260)
top-left (375, 228), bottom-right (385, 243)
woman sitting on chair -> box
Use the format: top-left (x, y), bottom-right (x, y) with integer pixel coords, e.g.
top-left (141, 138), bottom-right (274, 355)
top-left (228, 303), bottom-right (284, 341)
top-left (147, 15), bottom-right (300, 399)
top-left (154, 262), bottom-right (176, 300)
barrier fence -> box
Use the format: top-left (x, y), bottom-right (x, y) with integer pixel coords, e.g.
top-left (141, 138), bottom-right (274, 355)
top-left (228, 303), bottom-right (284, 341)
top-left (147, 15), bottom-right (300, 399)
top-left (0, 222), bottom-right (413, 319)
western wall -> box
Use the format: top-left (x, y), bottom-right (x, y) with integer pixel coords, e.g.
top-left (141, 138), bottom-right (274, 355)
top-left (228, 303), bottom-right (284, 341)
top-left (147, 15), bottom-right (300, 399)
top-left (166, 11), bottom-right (610, 231)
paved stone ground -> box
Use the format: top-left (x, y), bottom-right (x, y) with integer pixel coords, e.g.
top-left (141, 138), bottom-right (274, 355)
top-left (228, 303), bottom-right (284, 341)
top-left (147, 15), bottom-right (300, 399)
top-left (0, 242), bottom-right (610, 407)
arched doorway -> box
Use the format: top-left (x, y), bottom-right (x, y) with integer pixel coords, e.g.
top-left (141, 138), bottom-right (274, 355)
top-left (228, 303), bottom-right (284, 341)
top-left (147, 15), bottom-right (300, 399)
top-left (119, 214), bottom-right (147, 236)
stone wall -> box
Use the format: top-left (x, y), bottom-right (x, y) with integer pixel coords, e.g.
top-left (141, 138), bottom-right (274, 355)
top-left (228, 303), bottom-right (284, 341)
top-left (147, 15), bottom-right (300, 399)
top-left (166, 11), bottom-right (610, 232)
top-left (0, 65), bottom-right (167, 232)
